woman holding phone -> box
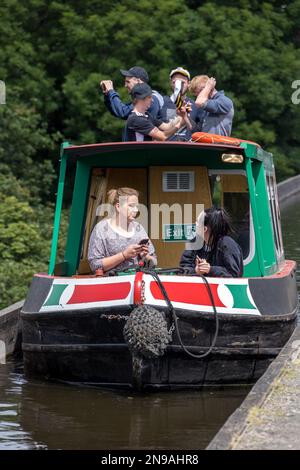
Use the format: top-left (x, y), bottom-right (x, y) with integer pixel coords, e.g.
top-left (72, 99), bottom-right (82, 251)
top-left (180, 207), bottom-right (243, 278)
top-left (88, 187), bottom-right (157, 273)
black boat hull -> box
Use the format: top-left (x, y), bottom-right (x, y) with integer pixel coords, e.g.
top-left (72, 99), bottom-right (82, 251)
top-left (22, 307), bottom-right (297, 390)
top-left (21, 261), bottom-right (298, 390)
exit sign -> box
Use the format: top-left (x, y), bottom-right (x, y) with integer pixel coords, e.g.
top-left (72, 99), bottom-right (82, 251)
top-left (163, 224), bottom-right (196, 242)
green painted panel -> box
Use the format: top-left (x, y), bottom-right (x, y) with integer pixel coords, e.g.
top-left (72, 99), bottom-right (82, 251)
top-left (251, 160), bottom-right (277, 271)
top-left (226, 284), bottom-right (255, 310)
top-left (243, 258), bottom-right (261, 278)
top-left (240, 142), bottom-right (258, 159)
top-left (48, 144), bottom-right (68, 275)
top-left (44, 284), bottom-right (68, 307)
top-left (245, 158), bottom-right (265, 276)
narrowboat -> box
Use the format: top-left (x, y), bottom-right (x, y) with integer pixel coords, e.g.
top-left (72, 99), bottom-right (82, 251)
top-left (21, 135), bottom-right (298, 390)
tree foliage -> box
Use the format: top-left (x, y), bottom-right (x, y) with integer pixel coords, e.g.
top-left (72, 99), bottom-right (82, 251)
top-left (0, 0), bottom-right (300, 307)
top-left (0, 164), bottom-right (68, 308)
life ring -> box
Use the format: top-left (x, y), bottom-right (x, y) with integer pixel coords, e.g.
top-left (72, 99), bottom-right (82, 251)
top-left (191, 132), bottom-right (260, 147)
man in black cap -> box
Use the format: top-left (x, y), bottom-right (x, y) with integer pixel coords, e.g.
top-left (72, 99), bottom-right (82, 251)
top-left (125, 83), bottom-right (192, 142)
top-left (100, 66), bottom-right (164, 123)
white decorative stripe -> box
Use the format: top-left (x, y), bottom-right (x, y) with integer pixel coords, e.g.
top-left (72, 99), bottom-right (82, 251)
top-left (217, 284), bottom-right (234, 309)
top-left (39, 274), bottom-right (260, 315)
top-left (45, 275), bottom-right (135, 286)
top-left (142, 274), bottom-right (260, 316)
top-left (40, 275), bottom-right (135, 312)
top-left (40, 298), bottom-right (132, 312)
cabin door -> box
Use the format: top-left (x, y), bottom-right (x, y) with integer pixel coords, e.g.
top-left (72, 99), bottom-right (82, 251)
top-left (148, 166), bottom-right (212, 268)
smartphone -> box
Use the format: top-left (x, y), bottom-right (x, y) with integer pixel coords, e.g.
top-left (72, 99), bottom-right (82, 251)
top-left (139, 238), bottom-right (149, 245)
top-left (100, 81), bottom-right (107, 92)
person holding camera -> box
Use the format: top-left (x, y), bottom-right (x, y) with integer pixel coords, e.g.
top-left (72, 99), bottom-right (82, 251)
top-left (100, 66), bottom-right (163, 123)
top-left (88, 187), bottom-right (157, 273)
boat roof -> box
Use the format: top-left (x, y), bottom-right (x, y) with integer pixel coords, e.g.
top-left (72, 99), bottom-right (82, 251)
top-left (61, 140), bottom-right (271, 163)
top-left (63, 141), bottom-right (242, 156)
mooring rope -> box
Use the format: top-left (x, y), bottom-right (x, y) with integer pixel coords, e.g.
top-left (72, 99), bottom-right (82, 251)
top-left (140, 268), bottom-right (220, 359)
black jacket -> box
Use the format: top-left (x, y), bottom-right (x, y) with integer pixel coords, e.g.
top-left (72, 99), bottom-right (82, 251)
top-left (180, 235), bottom-right (244, 278)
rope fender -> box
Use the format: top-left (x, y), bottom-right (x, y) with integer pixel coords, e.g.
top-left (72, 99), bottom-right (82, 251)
top-left (123, 304), bottom-right (173, 359)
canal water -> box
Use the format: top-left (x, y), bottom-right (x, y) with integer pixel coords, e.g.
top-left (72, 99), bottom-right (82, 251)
top-left (0, 196), bottom-right (299, 450)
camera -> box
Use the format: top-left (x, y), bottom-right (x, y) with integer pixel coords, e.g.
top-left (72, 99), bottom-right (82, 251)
top-left (100, 81), bottom-right (107, 92)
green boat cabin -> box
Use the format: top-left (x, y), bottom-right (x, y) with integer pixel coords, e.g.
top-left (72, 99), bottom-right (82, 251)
top-left (49, 140), bottom-right (284, 279)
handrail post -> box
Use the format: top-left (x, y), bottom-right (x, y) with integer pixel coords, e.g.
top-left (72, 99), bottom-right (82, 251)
top-left (245, 157), bottom-right (265, 276)
top-left (48, 143), bottom-right (69, 275)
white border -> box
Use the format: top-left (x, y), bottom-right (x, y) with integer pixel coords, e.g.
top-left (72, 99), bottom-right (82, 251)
top-left (40, 275), bottom-right (135, 312)
top-left (143, 274), bottom-right (260, 315)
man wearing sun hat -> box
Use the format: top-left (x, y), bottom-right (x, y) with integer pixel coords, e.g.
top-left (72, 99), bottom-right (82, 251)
top-left (100, 66), bottom-right (164, 122)
top-left (169, 66), bottom-right (191, 99)
top-left (166, 66), bottom-right (204, 140)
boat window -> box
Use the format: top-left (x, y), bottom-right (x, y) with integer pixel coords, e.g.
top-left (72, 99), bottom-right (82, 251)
top-left (266, 170), bottom-right (284, 263)
top-left (209, 171), bottom-right (253, 263)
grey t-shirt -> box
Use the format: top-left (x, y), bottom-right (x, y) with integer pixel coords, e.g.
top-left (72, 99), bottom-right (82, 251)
top-left (88, 218), bottom-right (157, 272)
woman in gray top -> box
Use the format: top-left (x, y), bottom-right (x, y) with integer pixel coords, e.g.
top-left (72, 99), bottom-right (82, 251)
top-left (88, 187), bottom-right (157, 273)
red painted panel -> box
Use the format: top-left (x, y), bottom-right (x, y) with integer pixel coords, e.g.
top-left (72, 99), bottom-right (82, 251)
top-left (134, 272), bottom-right (144, 305)
top-left (150, 281), bottom-right (226, 307)
top-left (67, 282), bottom-right (131, 304)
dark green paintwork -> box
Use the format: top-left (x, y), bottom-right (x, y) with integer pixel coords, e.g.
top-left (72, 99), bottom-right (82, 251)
top-left (251, 159), bottom-right (277, 274)
top-left (226, 284), bottom-right (255, 310)
top-left (48, 143), bottom-right (68, 275)
top-left (243, 144), bottom-right (277, 277)
top-left (43, 284), bottom-right (68, 307)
